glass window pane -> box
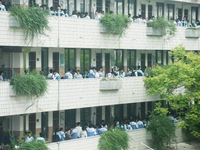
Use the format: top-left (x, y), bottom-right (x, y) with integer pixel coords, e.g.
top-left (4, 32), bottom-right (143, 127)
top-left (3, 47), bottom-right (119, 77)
top-left (128, 0), bottom-right (134, 16)
top-left (85, 0), bottom-right (90, 13)
top-left (69, 0), bottom-right (74, 15)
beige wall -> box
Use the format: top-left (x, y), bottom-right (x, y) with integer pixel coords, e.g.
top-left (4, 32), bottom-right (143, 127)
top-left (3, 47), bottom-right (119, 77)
top-left (1, 13), bottom-right (200, 50)
top-left (48, 127), bottom-right (185, 150)
top-left (0, 77), bottom-right (159, 117)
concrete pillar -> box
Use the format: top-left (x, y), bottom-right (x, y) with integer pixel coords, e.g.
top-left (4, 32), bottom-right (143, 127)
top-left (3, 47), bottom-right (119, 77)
top-left (48, 112), bottom-right (53, 142)
top-left (136, 103), bottom-right (141, 119)
top-left (76, 109), bottom-right (81, 123)
top-left (35, 113), bottom-right (41, 136)
top-left (76, 49), bottom-right (80, 70)
top-left (123, 50), bottom-right (127, 71)
top-left (91, 49), bottom-right (96, 67)
top-left (123, 104), bottom-right (127, 119)
top-left (59, 111), bottom-right (65, 129)
top-left (102, 106), bottom-right (105, 121)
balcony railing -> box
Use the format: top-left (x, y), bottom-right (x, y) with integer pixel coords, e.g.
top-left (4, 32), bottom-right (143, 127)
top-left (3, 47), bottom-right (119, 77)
top-left (0, 12), bottom-right (200, 50)
top-left (0, 77), bottom-right (159, 116)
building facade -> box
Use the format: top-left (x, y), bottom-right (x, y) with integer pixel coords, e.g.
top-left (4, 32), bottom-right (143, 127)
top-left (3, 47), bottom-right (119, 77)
top-left (0, 0), bottom-right (200, 144)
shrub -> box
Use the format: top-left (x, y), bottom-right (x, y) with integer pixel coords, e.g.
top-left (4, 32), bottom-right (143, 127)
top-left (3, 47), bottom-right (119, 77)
top-left (10, 71), bottom-right (47, 98)
top-left (100, 14), bottom-right (131, 37)
top-left (9, 5), bottom-right (50, 41)
top-left (147, 17), bottom-right (176, 35)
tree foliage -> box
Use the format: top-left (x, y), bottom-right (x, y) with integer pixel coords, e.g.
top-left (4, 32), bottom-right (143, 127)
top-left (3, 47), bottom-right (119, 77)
top-left (147, 102), bottom-right (176, 150)
top-left (144, 45), bottom-right (200, 138)
top-left (98, 128), bottom-right (130, 150)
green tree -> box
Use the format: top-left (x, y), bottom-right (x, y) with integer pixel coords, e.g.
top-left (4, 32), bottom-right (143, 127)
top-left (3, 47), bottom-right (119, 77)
top-left (144, 45), bottom-right (200, 138)
top-left (147, 102), bottom-right (176, 150)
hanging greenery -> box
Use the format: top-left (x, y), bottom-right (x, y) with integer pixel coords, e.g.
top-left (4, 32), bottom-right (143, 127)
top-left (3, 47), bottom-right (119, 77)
top-left (10, 71), bottom-right (47, 98)
top-left (147, 17), bottom-right (176, 35)
top-left (98, 128), bottom-right (130, 150)
top-left (9, 5), bottom-right (50, 41)
top-left (100, 14), bottom-right (131, 37)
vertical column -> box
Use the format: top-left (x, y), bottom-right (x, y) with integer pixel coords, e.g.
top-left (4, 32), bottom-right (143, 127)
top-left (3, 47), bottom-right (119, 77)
top-left (76, 109), bottom-right (81, 123)
top-left (76, 49), bottom-right (80, 70)
top-left (123, 50), bottom-right (127, 71)
top-left (59, 49), bottom-right (65, 76)
top-left (124, 0), bottom-right (128, 15)
top-left (48, 49), bottom-right (53, 69)
top-left (48, 112), bottom-right (53, 142)
top-left (91, 49), bottom-right (96, 67)
top-left (102, 106), bottom-right (105, 121)
top-left (145, 102), bottom-right (148, 118)
top-left (35, 113), bottom-right (41, 136)
top-left (102, 0), bottom-right (105, 12)
top-left (136, 103), bottom-right (141, 120)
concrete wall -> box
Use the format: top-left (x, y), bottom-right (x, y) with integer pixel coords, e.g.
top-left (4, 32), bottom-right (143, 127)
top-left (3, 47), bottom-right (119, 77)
top-left (0, 77), bottom-right (159, 116)
top-left (47, 127), bottom-right (185, 150)
top-left (1, 12), bottom-right (200, 50)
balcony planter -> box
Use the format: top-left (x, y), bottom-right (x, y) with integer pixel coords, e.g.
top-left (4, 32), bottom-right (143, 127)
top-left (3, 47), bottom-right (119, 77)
top-left (185, 28), bottom-right (200, 38)
top-left (146, 17), bottom-right (176, 37)
top-left (146, 27), bottom-right (166, 36)
top-left (100, 79), bottom-right (122, 91)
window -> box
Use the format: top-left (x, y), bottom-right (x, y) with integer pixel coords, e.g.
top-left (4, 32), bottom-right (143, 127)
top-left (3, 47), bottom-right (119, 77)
top-left (67, 0), bottom-right (76, 15)
top-left (157, 3), bottom-right (164, 17)
top-left (156, 50), bottom-right (163, 65)
top-left (53, 0), bottom-right (59, 10)
top-left (65, 49), bottom-right (76, 72)
top-left (41, 48), bottom-right (48, 76)
top-left (128, 0), bottom-right (134, 17)
top-left (29, 52), bottom-right (36, 71)
top-left (42, 0), bottom-right (48, 5)
top-left (141, 4), bottom-right (146, 19)
top-left (115, 0), bottom-right (124, 15)
top-left (114, 50), bottom-right (124, 69)
top-left (97, 0), bottom-right (103, 12)
top-left (191, 7), bottom-right (198, 23)
top-left (127, 50), bottom-right (136, 68)
top-left (148, 5), bottom-right (152, 20)
top-left (147, 53), bottom-right (152, 67)
top-left (178, 9), bottom-right (182, 20)
top-left (80, 49), bottom-right (91, 72)
top-left (29, 0), bottom-right (36, 7)
top-left (167, 4), bottom-right (174, 20)
top-left (85, 0), bottom-right (91, 16)
top-left (80, 0), bottom-right (84, 12)
top-left (53, 52), bottom-right (59, 73)
top-left (184, 9), bottom-right (188, 20)
top-left (105, 0), bottom-right (110, 13)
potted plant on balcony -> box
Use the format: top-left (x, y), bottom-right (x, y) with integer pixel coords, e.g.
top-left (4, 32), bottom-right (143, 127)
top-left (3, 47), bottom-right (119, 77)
top-left (146, 17), bottom-right (176, 36)
top-left (185, 26), bottom-right (200, 38)
top-left (9, 5), bottom-right (50, 42)
top-left (99, 13), bottom-right (131, 37)
top-left (99, 78), bottom-right (122, 91)
top-left (10, 71), bottom-right (47, 99)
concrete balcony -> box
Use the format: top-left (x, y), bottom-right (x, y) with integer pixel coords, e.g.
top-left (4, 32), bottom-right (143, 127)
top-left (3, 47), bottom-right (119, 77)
top-left (0, 77), bottom-right (159, 117)
top-left (0, 12), bottom-right (200, 50)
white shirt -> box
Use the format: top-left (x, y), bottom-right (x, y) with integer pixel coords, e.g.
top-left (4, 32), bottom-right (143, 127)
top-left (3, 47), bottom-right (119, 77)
top-left (0, 4), bottom-right (6, 11)
top-left (65, 72), bottom-right (73, 79)
top-left (75, 126), bottom-right (82, 138)
top-left (36, 137), bottom-right (45, 142)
